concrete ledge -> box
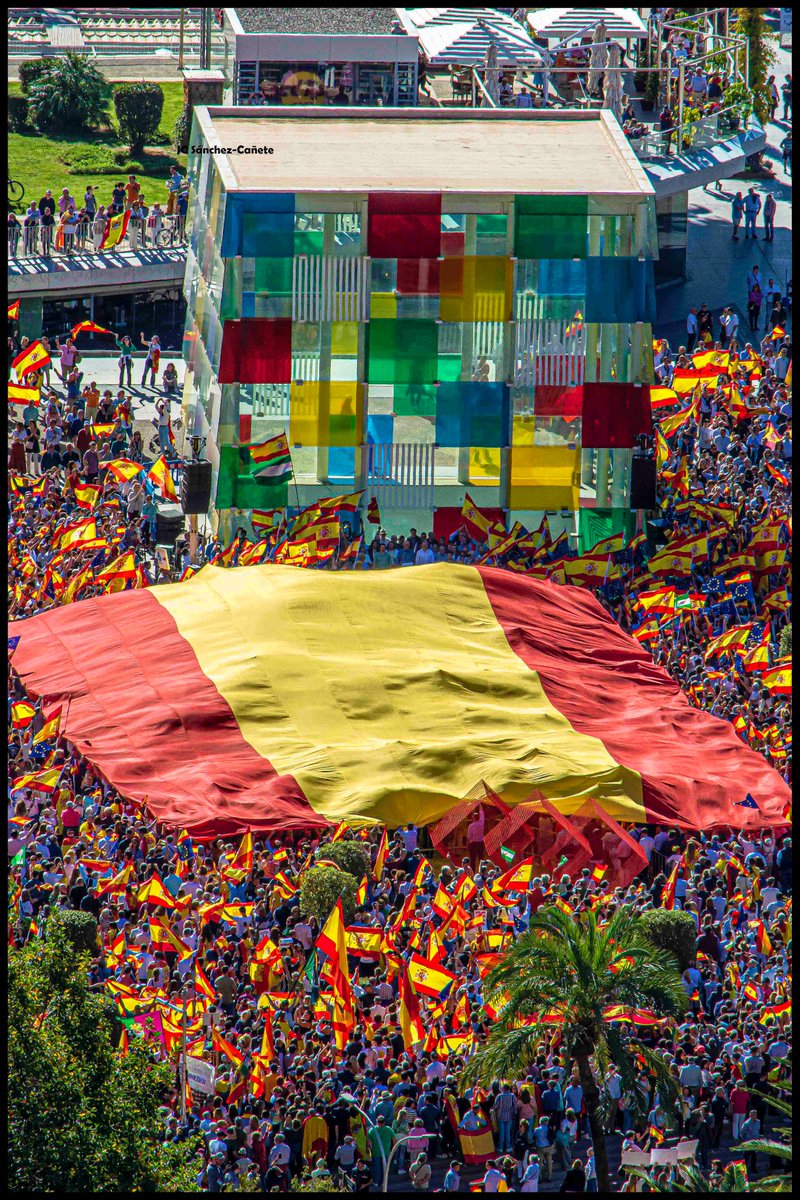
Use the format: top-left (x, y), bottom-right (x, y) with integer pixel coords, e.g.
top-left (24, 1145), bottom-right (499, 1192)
top-left (8, 247), bottom-right (187, 297)
top-left (641, 119), bottom-right (768, 199)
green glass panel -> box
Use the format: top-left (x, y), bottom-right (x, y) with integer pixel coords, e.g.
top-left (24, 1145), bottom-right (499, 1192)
top-left (366, 319), bottom-right (439, 384)
top-left (254, 257), bottom-right (293, 295)
top-left (475, 213), bottom-right (508, 236)
top-left (393, 383), bottom-right (438, 416)
top-left (578, 507), bottom-right (637, 553)
top-left (294, 229), bottom-right (325, 255)
top-left (515, 214), bottom-right (588, 259)
top-left (437, 354), bottom-right (462, 382)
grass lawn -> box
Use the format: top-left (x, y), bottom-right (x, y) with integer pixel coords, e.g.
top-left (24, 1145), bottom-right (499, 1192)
top-left (8, 79), bottom-right (187, 211)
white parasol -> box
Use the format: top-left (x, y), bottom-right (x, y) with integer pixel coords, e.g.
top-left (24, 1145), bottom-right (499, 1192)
top-left (602, 41), bottom-right (624, 119)
top-left (587, 20), bottom-right (608, 94)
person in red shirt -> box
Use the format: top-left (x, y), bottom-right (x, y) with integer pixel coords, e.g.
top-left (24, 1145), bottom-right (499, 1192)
top-left (730, 1081), bottom-right (750, 1140)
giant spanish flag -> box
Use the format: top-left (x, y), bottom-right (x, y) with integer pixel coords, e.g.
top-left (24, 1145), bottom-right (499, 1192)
top-left (9, 564), bottom-right (788, 836)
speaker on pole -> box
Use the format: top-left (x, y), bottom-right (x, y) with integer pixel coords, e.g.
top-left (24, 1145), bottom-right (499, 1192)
top-left (629, 456), bottom-right (657, 510)
top-left (155, 509), bottom-right (185, 546)
top-left (180, 461), bottom-right (212, 515)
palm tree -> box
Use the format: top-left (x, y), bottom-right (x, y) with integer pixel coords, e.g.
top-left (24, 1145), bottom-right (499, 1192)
top-left (461, 905), bottom-right (688, 1192)
top-left (738, 1075), bottom-right (792, 1192)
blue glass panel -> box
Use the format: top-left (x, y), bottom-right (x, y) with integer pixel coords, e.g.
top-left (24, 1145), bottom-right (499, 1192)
top-left (585, 259), bottom-right (657, 323)
top-left (435, 382), bottom-right (509, 447)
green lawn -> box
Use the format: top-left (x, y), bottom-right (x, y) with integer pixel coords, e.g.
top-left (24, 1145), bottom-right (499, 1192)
top-left (8, 80), bottom-right (187, 211)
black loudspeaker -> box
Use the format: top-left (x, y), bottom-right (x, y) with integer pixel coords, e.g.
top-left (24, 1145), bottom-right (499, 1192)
top-left (629, 456), bottom-right (657, 510)
top-left (180, 461), bottom-right (212, 515)
top-left (155, 509), bottom-right (185, 546)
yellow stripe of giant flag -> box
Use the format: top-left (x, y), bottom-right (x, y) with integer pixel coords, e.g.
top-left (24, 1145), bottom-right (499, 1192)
top-left (153, 564), bottom-right (642, 828)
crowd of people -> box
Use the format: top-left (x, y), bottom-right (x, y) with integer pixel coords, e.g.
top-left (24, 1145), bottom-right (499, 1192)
top-left (7, 168), bottom-right (189, 258)
top-left (8, 308), bottom-right (792, 1194)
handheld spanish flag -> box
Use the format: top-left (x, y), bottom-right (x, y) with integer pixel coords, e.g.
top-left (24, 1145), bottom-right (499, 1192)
top-left (137, 873), bottom-right (180, 909)
top-left (96, 862), bottom-right (134, 897)
top-left (398, 963), bottom-right (425, 1051)
top-left (648, 1124), bottom-right (665, 1145)
top-left (8, 299), bottom-right (20, 320)
top-left (147, 456), bottom-right (179, 503)
top-left (661, 858), bottom-right (681, 911)
top-left (248, 432), bottom-right (293, 482)
top-left (373, 828), bottom-right (389, 881)
top-left (32, 705), bottom-right (62, 744)
top-left (754, 921), bottom-right (774, 957)
top-left (148, 915), bottom-right (193, 959)
top-left (462, 491), bottom-right (503, 540)
top-left (590, 863), bottom-right (608, 883)
top-left (9, 382), bottom-right (40, 406)
top-left (99, 209), bottom-right (131, 251)
top-left (11, 701), bottom-right (36, 729)
top-left (458, 1114), bottom-right (496, 1164)
top-left (492, 858), bottom-right (535, 894)
top-left (71, 320), bottom-right (115, 339)
top-left (408, 952), bottom-right (457, 999)
top-left (367, 497), bottom-right (381, 524)
top-left (765, 461), bottom-right (790, 488)
top-left (212, 1028), bottom-right (245, 1068)
top-left (12, 767), bottom-right (62, 793)
top-left (12, 339), bottom-right (51, 381)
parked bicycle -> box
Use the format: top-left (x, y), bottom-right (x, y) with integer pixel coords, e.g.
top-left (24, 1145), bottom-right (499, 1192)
top-left (8, 175), bottom-right (25, 210)
top-left (156, 215), bottom-right (184, 248)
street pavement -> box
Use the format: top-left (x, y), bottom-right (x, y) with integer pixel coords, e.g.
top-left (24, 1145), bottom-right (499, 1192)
top-left (655, 42), bottom-right (793, 348)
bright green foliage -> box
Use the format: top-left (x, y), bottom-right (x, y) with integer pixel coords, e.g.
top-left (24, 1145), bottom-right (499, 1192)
top-left (640, 908), bottom-right (698, 972)
top-left (313, 838), bottom-right (370, 881)
top-left (778, 623), bottom-right (791, 658)
top-left (174, 106), bottom-right (191, 153)
top-left (734, 9), bottom-right (778, 125)
top-left (9, 913), bottom-right (200, 1192)
top-left (461, 906), bottom-right (688, 1193)
top-left (114, 82), bottom-right (165, 150)
top-left (299, 865), bottom-right (358, 924)
top-left (26, 53), bottom-right (110, 132)
top-left (291, 1175), bottom-right (342, 1192)
top-left (8, 94), bottom-right (30, 133)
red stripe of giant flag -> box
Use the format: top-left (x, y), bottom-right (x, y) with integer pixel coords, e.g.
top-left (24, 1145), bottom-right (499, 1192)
top-left (8, 564), bottom-right (788, 836)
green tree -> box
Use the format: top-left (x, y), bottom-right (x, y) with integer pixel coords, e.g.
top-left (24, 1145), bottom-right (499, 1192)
top-left (314, 838), bottom-right (370, 881)
top-left (17, 57), bottom-right (57, 94)
top-left (9, 911), bottom-right (199, 1192)
top-left (640, 908), bottom-right (698, 972)
top-left (733, 9), bottom-right (778, 126)
top-left (299, 865), bottom-right (358, 924)
top-left (56, 909), bottom-right (99, 953)
top-left (26, 53), bottom-right (110, 132)
top-left (461, 906), bottom-right (688, 1194)
top-left (778, 623), bottom-right (791, 658)
top-left (113, 82), bottom-right (164, 150)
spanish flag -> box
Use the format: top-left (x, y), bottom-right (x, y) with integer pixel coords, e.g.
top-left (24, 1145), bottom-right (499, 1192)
top-left (661, 858), bottom-right (681, 911)
top-left (9, 383), bottom-right (39, 406)
top-left (408, 952), bottom-right (457, 999)
top-left (373, 828), bottom-right (389, 881)
top-left (458, 1114), bottom-right (495, 1164)
top-left (765, 461), bottom-right (790, 487)
top-left (12, 767), bottom-right (61, 793)
top-left (12, 340), bottom-right (51, 381)
top-left (315, 900), bottom-right (354, 1049)
top-left (11, 701), bottom-right (36, 729)
top-left (96, 862), bottom-right (134, 897)
top-left (648, 1124), bottom-right (665, 1145)
top-left (147, 456), bottom-right (179, 503)
top-left (9, 564), bottom-right (789, 837)
top-left (398, 964), bottom-right (425, 1051)
top-left (212, 1028), bottom-right (244, 1068)
top-left (761, 664), bottom-right (791, 695)
top-left (221, 830), bottom-right (253, 880)
top-left (492, 858), bottom-right (535, 893)
top-left (32, 705), bottom-right (62, 743)
top-left (367, 497), bottom-right (381, 524)
top-left (71, 321), bottom-right (115, 339)
top-left (8, 299), bottom-right (20, 320)
top-left (73, 483), bottom-right (102, 510)
top-left (754, 921), bottom-right (774, 957)
top-left (462, 491), bottom-right (502, 540)
top-left (102, 458), bottom-right (145, 483)
top-left (99, 209), bottom-right (131, 251)
top-left (137, 873), bottom-right (179, 909)
top-left (149, 915), bottom-right (193, 960)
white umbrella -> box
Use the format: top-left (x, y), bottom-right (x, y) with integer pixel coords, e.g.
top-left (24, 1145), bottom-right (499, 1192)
top-left (587, 20), bottom-right (608, 94)
top-left (602, 41), bottom-right (623, 119)
top-left (482, 40), bottom-right (501, 106)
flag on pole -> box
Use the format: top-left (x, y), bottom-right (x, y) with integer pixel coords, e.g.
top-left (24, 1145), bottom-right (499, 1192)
top-left (367, 497), bottom-right (381, 524)
top-left (248, 433), bottom-right (293, 482)
top-left (99, 209), bottom-right (131, 251)
top-left (71, 320), bottom-right (115, 339)
top-left (12, 340), bottom-right (51, 380)
top-left (32, 706), bottom-right (62, 744)
top-left (147, 456), bottom-right (179, 503)
top-left (8, 299), bottom-right (20, 320)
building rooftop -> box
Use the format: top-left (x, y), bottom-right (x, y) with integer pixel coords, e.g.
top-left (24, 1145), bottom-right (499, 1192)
top-left (197, 107), bottom-right (653, 196)
top-left (234, 8), bottom-right (403, 35)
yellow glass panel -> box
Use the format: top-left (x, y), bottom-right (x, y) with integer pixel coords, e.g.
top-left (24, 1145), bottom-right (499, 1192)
top-left (439, 256), bottom-right (513, 323)
top-left (509, 444), bottom-right (581, 510)
top-left (370, 292), bottom-right (398, 319)
top-left (512, 413), bottom-right (536, 445)
top-left (331, 322), bottom-right (358, 357)
top-left (289, 381), bottom-right (364, 447)
top-left (469, 447), bottom-right (501, 484)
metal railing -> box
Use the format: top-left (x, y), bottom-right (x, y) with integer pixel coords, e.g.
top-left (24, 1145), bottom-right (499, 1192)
top-left (631, 102), bottom-right (749, 160)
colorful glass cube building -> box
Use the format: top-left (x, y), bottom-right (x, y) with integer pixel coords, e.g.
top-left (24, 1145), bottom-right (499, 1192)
top-left (182, 108), bottom-right (659, 538)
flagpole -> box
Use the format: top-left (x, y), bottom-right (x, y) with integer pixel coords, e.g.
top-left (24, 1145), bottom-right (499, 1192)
top-left (180, 984), bottom-right (188, 1124)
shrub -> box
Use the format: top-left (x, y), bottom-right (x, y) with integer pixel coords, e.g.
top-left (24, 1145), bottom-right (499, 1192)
top-left (733, 8), bottom-right (778, 127)
top-left (18, 58), bottom-right (56, 95)
top-left (299, 866), bottom-right (358, 925)
top-left (174, 106), bottom-right (191, 154)
top-left (49, 909), bottom-right (99, 953)
top-left (113, 82), bottom-right (164, 150)
top-left (314, 838), bottom-right (370, 881)
top-left (779, 623), bottom-right (791, 658)
top-left (8, 94), bottom-right (30, 133)
top-left (59, 144), bottom-right (142, 176)
top-left (640, 908), bottom-right (697, 972)
top-left (27, 53), bottom-right (110, 132)
top-left (291, 1175), bottom-right (341, 1192)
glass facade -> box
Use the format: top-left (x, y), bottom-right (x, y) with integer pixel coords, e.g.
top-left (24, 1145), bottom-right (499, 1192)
top-left (235, 60), bottom-right (417, 107)
top-left (182, 132), bottom-right (658, 532)
top-left (43, 289), bottom-right (186, 351)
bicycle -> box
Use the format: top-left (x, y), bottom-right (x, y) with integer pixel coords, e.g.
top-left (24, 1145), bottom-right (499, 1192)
top-left (156, 216), bottom-right (184, 248)
top-left (8, 175), bottom-right (25, 210)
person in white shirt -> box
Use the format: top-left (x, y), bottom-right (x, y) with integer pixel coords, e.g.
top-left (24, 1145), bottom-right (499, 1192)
top-left (686, 308), bottom-right (699, 352)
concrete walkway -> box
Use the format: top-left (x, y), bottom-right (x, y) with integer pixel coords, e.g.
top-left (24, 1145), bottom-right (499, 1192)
top-left (654, 42), bottom-right (792, 347)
